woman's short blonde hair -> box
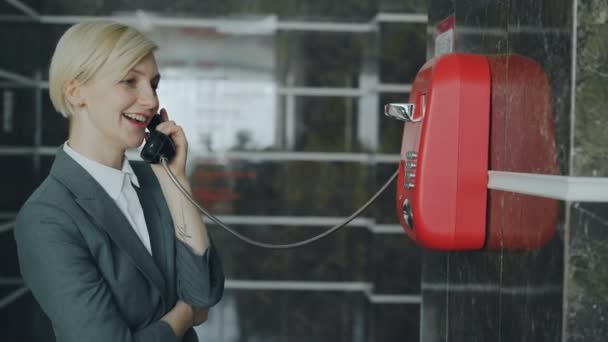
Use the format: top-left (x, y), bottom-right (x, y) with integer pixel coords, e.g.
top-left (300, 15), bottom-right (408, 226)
top-left (49, 20), bottom-right (157, 118)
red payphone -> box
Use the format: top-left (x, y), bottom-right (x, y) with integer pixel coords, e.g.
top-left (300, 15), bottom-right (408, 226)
top-left (387, 53), bottom-right (559, 251)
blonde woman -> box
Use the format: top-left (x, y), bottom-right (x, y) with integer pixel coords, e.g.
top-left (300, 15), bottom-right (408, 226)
top-left (14, 21), bottom-right (224, 342)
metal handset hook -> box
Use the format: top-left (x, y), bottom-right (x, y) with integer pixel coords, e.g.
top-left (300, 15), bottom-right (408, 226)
top-left (384, 101), bottom-right (425, 123)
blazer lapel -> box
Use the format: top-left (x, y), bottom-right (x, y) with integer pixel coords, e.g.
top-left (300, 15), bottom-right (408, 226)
top-left (49, 147), bottom-right (167, 296)
top-left (131, 165), bottom-right (173, 287)
top-left (134, 187), bottom-right (168, 270)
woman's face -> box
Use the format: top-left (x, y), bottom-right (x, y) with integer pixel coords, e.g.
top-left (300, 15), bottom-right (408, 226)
top-left (76, 53), bottom-right (160, 151)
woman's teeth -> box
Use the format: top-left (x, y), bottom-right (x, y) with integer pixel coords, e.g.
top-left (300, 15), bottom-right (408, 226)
top-left (122, 113), bottom-right (146, 123)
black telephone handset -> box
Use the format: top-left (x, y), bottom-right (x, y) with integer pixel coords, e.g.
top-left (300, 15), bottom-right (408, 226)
top-left (141, 114), bottom-right (176, 164)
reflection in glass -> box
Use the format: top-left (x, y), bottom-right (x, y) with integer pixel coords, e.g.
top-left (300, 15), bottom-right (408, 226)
top-left (152, 26), bottom-right (277, 153)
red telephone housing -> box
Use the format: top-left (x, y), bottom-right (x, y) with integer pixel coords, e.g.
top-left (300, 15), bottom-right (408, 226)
top-left (391, 53), bottom-right (558, 251)
top-left (393, 53), bottom-right (490, 250)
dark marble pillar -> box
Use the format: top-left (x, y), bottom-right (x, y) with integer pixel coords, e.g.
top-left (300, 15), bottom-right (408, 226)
top-left (423, 0), bottom-right (573, 341)
top-left (564, 0), bottom-right (608, 340)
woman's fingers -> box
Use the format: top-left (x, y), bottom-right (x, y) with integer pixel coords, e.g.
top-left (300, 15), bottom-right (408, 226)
top-left (155, 121), bottom-right (185, 140)
top-left (149, 108), bottom-right (189, 178)
top-left (160, 107), bottom-right (169, 121)
top-left (153, 119), bottom-right (189, 167)
top-left (155, 108), bottom-right (175, 135)
top-left (192, 308), bottom-right (208, 326)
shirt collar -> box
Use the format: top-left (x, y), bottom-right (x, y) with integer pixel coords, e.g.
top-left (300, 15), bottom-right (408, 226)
top-left (63, 142), bottom-right (140, 200)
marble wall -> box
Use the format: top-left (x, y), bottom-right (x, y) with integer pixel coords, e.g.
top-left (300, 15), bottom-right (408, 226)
top-left (424, 0), bottom-right (608, 341)
top-left (565, 0), bottom-right (608, 340)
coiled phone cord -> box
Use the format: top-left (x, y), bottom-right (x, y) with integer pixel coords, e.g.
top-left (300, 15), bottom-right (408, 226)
top-left (160, 157), bottom-right (398, 249)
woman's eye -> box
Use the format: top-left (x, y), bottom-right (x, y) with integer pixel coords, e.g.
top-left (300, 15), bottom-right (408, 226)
top-left (121, 78), bottom-right (136, 86)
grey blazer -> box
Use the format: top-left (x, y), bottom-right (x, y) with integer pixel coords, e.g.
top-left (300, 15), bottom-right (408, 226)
top-left (14, 147), bottom-right (224, 342)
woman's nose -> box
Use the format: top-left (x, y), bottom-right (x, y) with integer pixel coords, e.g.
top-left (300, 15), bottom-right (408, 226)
top-left (139, 86), bottom-right (159, 109)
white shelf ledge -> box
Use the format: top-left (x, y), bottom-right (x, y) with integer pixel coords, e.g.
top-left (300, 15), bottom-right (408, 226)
top-left (488, 171), bottom-right (608, 202)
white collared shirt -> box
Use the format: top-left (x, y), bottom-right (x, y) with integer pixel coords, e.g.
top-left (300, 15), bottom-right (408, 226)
top-left (63, 142), bottom-right (152, 255)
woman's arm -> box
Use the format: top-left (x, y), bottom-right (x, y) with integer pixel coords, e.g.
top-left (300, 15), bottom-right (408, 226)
top-left (152, 159), bottom-right (225, 309)
top-left (15, 202), bottom-right (195, 342)
top-left (153, 171), bottom-right (209, 255)
top-left (149, 109), bottom-right (210, 256)
top-left (149, 110), bottom-right (225, 309)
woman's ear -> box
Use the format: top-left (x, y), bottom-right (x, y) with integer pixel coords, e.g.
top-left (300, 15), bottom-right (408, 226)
top-left (64, 79), bottom-right (86, 108)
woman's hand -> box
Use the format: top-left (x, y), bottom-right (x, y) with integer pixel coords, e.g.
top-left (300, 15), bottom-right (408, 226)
top-left (161, 300), bottom-right (195, 340)
top-left (148, 108), bottom-right (193, 191)
top-left (192, 307), bottom-right (209, 326)
top-left (149, 108), bottom-right (189, 180)
top-left (160, 301), bottom-right (209, 339)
